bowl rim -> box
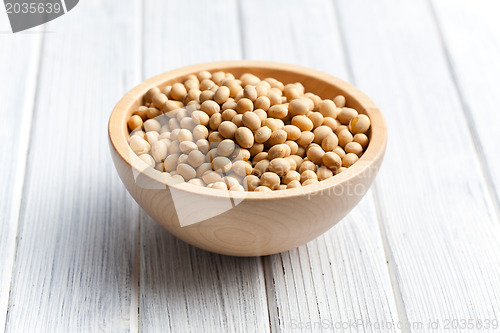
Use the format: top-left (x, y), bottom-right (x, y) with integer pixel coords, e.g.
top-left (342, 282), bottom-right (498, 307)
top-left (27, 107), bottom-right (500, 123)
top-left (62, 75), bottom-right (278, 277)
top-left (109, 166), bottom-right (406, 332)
top-left (109, 60), bottom-right (387, 200)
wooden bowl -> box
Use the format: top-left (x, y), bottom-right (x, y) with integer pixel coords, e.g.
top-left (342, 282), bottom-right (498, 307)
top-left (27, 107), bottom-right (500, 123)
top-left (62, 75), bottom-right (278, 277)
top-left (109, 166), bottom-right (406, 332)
top-left (108, 61), bottom-right (387, 256)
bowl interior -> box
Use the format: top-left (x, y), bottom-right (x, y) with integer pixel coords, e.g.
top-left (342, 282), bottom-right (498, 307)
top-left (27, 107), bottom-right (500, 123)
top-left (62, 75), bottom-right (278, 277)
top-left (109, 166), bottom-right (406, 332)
top-left (109, 61), bottom-right (387, 200)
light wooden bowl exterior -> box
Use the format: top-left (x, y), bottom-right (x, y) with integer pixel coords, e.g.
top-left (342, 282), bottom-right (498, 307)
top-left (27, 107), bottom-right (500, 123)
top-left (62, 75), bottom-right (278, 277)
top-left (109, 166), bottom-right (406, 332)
top-left (109, 61), bottom-right (387, 256)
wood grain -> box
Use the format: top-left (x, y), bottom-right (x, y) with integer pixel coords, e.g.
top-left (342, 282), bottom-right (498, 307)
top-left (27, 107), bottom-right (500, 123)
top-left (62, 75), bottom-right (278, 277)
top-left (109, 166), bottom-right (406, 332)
top-left (4, 1), bottom-right (142, 331)
top-left (0, 20), bottom-right (42, 333)
top-left (335, 0), bottom-right (500, 328)
top-left (140, 0), bottom-right (270, 331)
top-left (239, 0), bottom-right (400, 331)
top-left (430, 0), bottom-right (500, 216)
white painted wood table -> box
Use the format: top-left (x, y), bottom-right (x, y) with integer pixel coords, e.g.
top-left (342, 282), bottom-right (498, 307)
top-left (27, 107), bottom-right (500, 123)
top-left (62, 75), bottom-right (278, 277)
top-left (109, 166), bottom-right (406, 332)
top-left (1, 0), bottom-right (500, 332)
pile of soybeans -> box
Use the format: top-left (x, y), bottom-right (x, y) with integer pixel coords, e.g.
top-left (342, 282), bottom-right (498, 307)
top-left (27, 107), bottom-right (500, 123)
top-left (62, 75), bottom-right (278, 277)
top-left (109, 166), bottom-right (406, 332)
top-left (127, 71), bottom-right (370, 192)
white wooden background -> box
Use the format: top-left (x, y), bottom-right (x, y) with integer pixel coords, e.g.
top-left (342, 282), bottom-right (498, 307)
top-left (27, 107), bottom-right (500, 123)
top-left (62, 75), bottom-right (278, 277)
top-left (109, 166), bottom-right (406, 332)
top-left (1, 0), bottom-right (500, 332)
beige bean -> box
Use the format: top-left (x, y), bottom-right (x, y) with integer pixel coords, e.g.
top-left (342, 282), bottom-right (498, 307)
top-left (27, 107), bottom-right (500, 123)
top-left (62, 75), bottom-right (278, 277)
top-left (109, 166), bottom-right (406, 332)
top-left (212, 156), bottom-right (232, 173)
top-left (235, 127), bottom-right (254, 148)
top-left (139, 154), bottom-right (155, 168)
top-left (299, 160), bottom-right (317, 173)
top-left (196, 162), bottom-right (212, 178)
top-left (213, 86), bottom-right (230, 104)
top-left (222, 99), bottom-right (237, 111)
top-left (337, 129), bottom-right (353, 147)
top-left (322, 151), bottom-right (342, 170)
top-left (288, 98), bottom-right (311, 116)
top-left (179, 141), bottom-right (198, 154)
top-left (218, 121), bottom-right (238, 139)
top-left (144, 87), bottom-right (160, 103)
top-left (200, 100), bottom-right (220, 116)
top-left (282, 170), bottom-right (300, 185)
top-left (243, 175), bottom-right (260, 191)
top-left (177, 163), bottom-right (196, 180)
top-left (196, 139), bottom-right (210, 154)
top-left (191, 110), bottom-right (209, 126)
top-left (207, 113), bottom-right (221, 130)
top-left (253, 159), bottom-right (270, 176)
top-left (306, 145), bottom-right (325, 165)
top-left (319, 100), bottom-right (337, 118)
top-left (269, 91), bottom-right (282, 106)
top-left (254, 126), bottom-right (272, 143)
top-left (128, 115), bottom-right (143, 131)
top-left (202, 170), bottom-right (223, 184)
top-left (178, 128), bottom-right (193, 142)
top-left (349, 114), bottom-right (371, 134)
top-left (232, 160), bottom-right (253, 177)
top-left (283, 125), bottom-right (301, 141)
top-left (208, 131), bottom-right (224, 144)
top-left (353, 133), bottom-right (369, 149)
top-left (253, 152), bottom-right (268, 163)
top-left (152, 93), bottom-right (168, 109)
top-left (144, 119), bottom-right (161, 133)
top-left (268, 158), bottom-right (291, 176)
top-left (317, 166), bottom-right (333, 181)
top-left (313, 126), bottom-right (334, 144)
top-left (302, 179), bottom-right (319, 186)
top-left (187, 150), bottom-right (205, 168)
top-left (192, 125), bottom-right (209, 140)
top-left (291, 115), bottom-right (314, 132)
top-left (164, 153), bottom-right (180, 172)
top-left (188, 178), bottom-right (205, 187)
top-left (268, 105), bottom-right (288, 119)
top-left (268, 129), bottom-right (287, 145)
top-left (322, 117), bottom-right (338, 131)
top-left (333, 95), bottom-right (346, 108)
top-left (242, 111), bottom-right (261, 131)
top-left (221, 109), bottom-right (237, 121)
top-left (345, 141), bottom-right (363, 156)
top-left (254, 96), bottom-right (270, 111)
top-left (321, 133), bottom-right (339, 151)
top-left (260, 172), bottom-right (281, 189)
top-left (145, 131), bottom-right (159, 145)
top-left (151, 141), bottom-right (168, 162)
top-left (129, 136), bottom-right (150, 155)
top-left (171, 83), bottom-right (187, 101)
top-left (300, 169), bottom-right (318, 183)
top-left (308, 112), bottom-right (323, 129)
top-left (342, 153), bottom-right (359, 167)
top-left (254, 186), bottom-right (272, 192)
top-left (267, 144), bottom-right (288, 160)
top-left (243, 85), bottom-right (258, 101)
top-left (287, 180), bottom-right (302, 189)
top-left (296, 131), bottom-right (315, 146)
top-left (217, 139), bottom-right (236, 156)
top-left (236, 98), bottom-right (254, 114)
top-left (249, 143), bottom-right (264, 157)
top-left (254, 108), bottom-right (268, 122)
top-left (338, 107), bottom-right (358, 124)
top-left (333, 146), bottom-right (346, 159)
top-left (197, 70), bottom-right (212, 81)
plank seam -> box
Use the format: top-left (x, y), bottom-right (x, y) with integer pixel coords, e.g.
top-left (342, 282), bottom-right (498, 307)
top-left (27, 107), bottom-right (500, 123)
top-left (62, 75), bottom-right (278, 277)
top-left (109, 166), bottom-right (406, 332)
top-left (2, 26), bottom-right (45, 333)
top-left (426, 0), bottom-right (500, 223)
top-left (261, 257), bottom-right (273, 333)
top-left (236, 0), bottom-right (247, 60)
top-left (330, 0), bottom-right (410, 331)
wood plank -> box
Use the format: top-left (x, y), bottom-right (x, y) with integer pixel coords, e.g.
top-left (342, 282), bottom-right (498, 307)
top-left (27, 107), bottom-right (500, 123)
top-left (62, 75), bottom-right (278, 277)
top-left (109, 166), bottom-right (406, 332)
top-left (141, 0), bottom-right (270, 332)
top-left (4, 1), bottom-right (142, 331)
top-left (335, 0), bottom-right (500, 329)
top-left (0, 19), bottom-right (42, 333)
top-left (430, 0), bottom-right (500, 216)
top-left (239, 0), bottom-right (401, 331)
